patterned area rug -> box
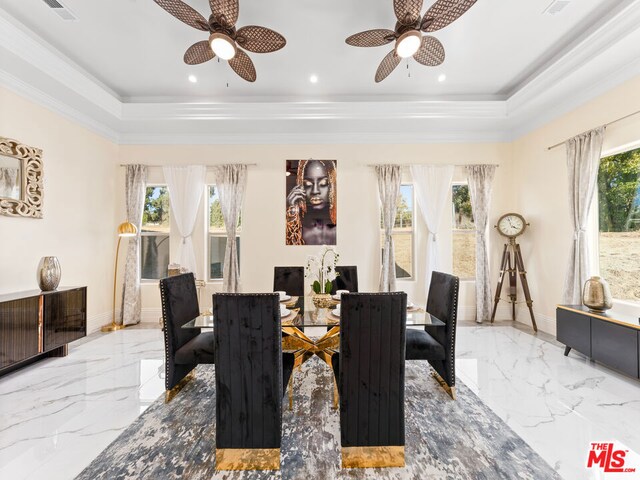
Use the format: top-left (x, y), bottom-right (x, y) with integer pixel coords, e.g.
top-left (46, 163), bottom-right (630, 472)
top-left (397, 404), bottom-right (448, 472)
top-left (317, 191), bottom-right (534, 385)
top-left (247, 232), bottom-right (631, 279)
top-left (76, 357), bottom-right (560, 480)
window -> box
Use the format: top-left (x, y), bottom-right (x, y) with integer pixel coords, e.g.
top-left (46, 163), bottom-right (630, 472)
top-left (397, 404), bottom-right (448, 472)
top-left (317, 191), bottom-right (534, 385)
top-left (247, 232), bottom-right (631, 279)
top-left (597, 146), bottom-right (640, 304)
top-left (208, 186), bottom-right (240, 280)
top-left (381, 184), bottom-right (414, 279)
top-left (141, 186), bottom-right (170, 280)
top-left (452, 183), bottom-right (476, 279)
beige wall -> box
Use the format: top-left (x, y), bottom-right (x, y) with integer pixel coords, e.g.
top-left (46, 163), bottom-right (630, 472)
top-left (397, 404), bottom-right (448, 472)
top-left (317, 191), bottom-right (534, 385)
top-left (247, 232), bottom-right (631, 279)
top-left (0, 86), bottom-right (119, 333)
top-left (512, 75), bottom-right (640, 333)
top-left (6, 73), bottom-right (639, 337)
top-left (120, 144), bottom-right (513, 324)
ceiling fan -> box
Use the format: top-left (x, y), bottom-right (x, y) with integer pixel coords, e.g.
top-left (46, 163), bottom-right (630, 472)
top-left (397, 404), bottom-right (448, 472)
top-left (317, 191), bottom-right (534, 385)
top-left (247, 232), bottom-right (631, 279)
top-left (153, 0), bottom-right (286, 82)
top-left (346, 0), bottom-right (477, 83)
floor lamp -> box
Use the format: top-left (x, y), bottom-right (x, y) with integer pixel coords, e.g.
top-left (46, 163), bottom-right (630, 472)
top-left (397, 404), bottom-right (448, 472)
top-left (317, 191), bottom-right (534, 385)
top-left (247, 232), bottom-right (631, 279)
top-left (101, 221), bottom-right (138, 332)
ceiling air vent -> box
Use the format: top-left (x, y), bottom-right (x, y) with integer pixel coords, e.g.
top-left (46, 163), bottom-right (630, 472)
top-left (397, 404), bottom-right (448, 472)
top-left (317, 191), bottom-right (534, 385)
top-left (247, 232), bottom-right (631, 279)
top-left (41, 0), bottom-right (77, 21)
top-left (543, 0), bottom-right (571, 16)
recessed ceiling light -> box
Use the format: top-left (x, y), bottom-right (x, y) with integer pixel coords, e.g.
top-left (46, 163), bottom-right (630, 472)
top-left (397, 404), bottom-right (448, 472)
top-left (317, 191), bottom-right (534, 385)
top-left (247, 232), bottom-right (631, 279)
top-left (188, 75), bottom-right (198, 83)
top-left (438, 74), bottom-right (446, 83)
top-left (309, 74), bottom-right (318, 84)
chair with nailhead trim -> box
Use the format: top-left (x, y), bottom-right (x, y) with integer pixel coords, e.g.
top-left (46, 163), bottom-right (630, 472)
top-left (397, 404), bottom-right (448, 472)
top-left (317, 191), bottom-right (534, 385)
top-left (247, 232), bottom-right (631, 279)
top-left (405, 271), bottom-right (459, 399)
top-left (159, 273), bottom-right (214, 402)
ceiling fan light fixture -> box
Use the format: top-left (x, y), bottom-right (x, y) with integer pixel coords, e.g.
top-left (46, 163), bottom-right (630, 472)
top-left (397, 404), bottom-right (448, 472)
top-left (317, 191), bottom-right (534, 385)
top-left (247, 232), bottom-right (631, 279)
top-left (395, 30), bottom-right (421, 58)
top-left (209, 32), bottom-right (236, 60)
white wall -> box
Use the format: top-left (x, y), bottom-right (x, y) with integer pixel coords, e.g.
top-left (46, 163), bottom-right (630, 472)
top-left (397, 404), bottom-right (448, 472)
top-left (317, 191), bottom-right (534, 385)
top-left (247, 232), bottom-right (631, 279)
top-left (512, 75), bottom-right (640, 334)
top-left (119, 143), bottom-right (513, 324)
top-left (0, 86), bottom-right (119, 332)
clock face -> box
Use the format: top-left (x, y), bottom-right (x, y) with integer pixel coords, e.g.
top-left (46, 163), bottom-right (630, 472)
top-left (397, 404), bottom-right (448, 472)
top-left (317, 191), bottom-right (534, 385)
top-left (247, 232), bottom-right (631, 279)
top-left (497, 213), bottom-right (526, 237)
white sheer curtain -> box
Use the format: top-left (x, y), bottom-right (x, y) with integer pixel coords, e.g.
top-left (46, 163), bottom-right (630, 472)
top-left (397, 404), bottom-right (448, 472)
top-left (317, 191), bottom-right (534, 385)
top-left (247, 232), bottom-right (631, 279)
top-left (562, 127), bottom-right (605, 304)
top-left (121, 165), bottom-right (147, 326)
top-left (376, 165), bottom-right (402, 292)
top-left (410, 165), bottom-right (454, 294)
top-left (163, 165), bottom-right (206, 276)
top-left (466, 165), bottom-right (497, 323)
top-left (213, 164), bottom-right (247, 293)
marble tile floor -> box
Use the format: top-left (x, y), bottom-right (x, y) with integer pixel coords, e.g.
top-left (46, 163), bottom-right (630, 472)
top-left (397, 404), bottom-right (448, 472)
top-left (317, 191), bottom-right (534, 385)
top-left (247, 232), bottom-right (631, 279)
top-left (0, 324), bottom-right (639, 479)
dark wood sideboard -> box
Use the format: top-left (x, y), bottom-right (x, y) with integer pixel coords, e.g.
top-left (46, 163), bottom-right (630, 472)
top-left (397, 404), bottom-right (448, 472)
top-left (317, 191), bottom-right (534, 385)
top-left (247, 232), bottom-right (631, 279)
top-left (0, 287), bottom-right (87, 376)
top-left (557, 305), bottom-right (640, 379)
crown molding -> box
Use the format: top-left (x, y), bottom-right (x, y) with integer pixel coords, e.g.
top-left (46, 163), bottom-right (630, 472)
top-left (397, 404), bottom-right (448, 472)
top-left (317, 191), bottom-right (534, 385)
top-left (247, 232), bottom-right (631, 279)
top-left (0, 9), bottom-right (122, 118)
top-left (507, 50), bottom-right (640, 140)
top-left (0, 68), bottom-right (120, 142)
top-left (120, 100), bottom-right (507, 122)
top-left (119, 130), bottom-right (509, 145)
top-left (507, 1), bottom-right (640, 116)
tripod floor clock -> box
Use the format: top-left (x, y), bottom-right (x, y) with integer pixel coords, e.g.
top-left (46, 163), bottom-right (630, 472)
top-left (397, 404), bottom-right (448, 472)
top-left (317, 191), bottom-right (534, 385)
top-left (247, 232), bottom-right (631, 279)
top-left (490, 213), bottom-right (537, 332)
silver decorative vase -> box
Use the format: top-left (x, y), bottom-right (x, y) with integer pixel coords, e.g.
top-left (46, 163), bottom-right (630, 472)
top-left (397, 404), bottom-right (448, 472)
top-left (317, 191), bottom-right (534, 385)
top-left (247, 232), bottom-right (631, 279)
top-left (582, 276), bottom-right (612, 313)
top-left (38, 256), bottom-right (61, 291)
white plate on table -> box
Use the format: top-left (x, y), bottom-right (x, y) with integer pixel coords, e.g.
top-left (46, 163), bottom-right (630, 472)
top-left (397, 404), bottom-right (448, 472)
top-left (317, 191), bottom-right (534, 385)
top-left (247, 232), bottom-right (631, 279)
top-left (331, 308), bottom-right (341, 317)
top-left (331, 294), bottom-right (341, 301)
top-left (279, 295), bottom-right (292, 302)
top-left (407, 304), bottom-right (418, 312)
top-left (280, 308), bottom-right (291, 317)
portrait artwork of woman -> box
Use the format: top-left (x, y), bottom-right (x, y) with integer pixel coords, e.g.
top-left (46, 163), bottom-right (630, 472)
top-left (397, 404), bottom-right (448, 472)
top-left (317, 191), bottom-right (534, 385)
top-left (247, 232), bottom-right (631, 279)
top-left (286, 159), bottom-right (337, 245)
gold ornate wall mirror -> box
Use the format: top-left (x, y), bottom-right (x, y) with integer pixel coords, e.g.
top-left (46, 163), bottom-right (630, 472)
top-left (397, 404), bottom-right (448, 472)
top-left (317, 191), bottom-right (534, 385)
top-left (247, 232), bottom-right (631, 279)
top-left (0, 136), bottom-right (43, 218)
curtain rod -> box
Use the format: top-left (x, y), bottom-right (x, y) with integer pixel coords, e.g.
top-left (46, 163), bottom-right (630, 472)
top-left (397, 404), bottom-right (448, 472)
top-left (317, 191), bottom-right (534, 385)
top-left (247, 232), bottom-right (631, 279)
top-left (119, 163), bottom-right (257, 167)
top-left (366, 163), bottom-right (500, 167)
top-left (547, 109), bottom-right (640, 151)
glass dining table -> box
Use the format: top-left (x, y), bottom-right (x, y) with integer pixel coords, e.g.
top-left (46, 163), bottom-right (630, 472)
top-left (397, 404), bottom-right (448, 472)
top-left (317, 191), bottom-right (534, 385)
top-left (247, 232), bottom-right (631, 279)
top-left (182, 295), bottom-right (446, 371)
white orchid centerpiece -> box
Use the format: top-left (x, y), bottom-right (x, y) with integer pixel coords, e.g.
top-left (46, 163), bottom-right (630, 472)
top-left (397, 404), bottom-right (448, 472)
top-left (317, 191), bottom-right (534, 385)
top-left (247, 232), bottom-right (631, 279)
top-left (306, 246), bottom-right (340, 295)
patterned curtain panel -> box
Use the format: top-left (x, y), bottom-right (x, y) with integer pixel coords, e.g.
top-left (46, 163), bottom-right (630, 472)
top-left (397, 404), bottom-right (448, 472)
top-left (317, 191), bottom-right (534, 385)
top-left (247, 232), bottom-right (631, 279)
top-left (562, 127), bottom-right (605, 304)
top-left (163, 165), bottom-right (206, 276)
top-left (376, 165), bottom-right (401, 292)
top-left (213, 164), bottom-right (247, 293)
top-left (121, 165), bottom-right (147, 326)
top-left (466, 164), bottom-right (497, 323)
top-left (410, 165), bottom-right (454, 295)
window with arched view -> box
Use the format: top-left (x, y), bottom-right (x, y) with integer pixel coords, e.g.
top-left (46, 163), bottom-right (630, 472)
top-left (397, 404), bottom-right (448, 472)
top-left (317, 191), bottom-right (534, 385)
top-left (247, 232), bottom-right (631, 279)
top-left (141, 185), bottom-right (170, 280)
top-left (597, 146), bottom-right (640, 304)
top-left (452, 183), bottom-right (476, 279)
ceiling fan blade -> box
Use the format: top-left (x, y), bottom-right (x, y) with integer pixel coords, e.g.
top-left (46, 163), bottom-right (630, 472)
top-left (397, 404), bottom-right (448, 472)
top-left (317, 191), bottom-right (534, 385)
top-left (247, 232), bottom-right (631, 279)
top-left (210, 0), bottom-right (239, 28)
top-left (413, 36), bottom-right (445, 66)
top-left (375, 50), bottom-right (401, 83)
top-left (153, 0), bottom-right (209, 31)
top-left (229, 49), bottom-right (256, 82)
top-left (346, 29), bottom-right (396, 47)
top-left (235, 26), bottom-right (286, 53)
top-left (184, 41), bottom-right (215, 65)
top-left (393, 0), bottom-right (424, 26)
top-left (421, 0), bottom-right (477, 32)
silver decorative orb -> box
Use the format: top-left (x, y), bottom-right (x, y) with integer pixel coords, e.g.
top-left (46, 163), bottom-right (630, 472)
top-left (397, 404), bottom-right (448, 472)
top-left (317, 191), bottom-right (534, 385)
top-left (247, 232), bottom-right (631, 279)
top-left (38, 256), bottom-right (61, 291)
top-left (582, 276), bottom-right (612, 312)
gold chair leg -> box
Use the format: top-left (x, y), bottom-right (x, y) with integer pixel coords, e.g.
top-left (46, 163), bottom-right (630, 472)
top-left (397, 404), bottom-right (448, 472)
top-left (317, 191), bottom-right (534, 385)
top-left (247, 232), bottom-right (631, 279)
top-left (288, 374), bottom-right (293, 411)
top-left (432, 370), bottom-right (456, 400)
top-left (165, 369), bottom-right (195, 403)
top-left (333, 377), bottom-right (339, 409)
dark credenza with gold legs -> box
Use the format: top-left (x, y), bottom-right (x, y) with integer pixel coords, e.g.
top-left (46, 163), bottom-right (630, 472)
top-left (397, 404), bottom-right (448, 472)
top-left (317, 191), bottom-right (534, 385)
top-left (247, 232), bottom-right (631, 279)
top-left (0, 287), bottom-right (86, 375)
top-left (557, 305), bottom-right (640, 379)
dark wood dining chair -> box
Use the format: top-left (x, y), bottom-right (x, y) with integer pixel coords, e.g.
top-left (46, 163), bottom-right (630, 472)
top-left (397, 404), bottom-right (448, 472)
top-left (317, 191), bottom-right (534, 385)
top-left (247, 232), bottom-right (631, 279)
top-left (273, 266), bottom-right (305, 297)
top-left (159, 273), bottom-right (214, 402)
top-left (331, 265), bottom-right (358, 294)
top-left (213, 293), bottom-right (295, 471)
top-left (331, 292), bottom-right (407, 468)
top-left (405, 271), bottom-right (459, 399)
